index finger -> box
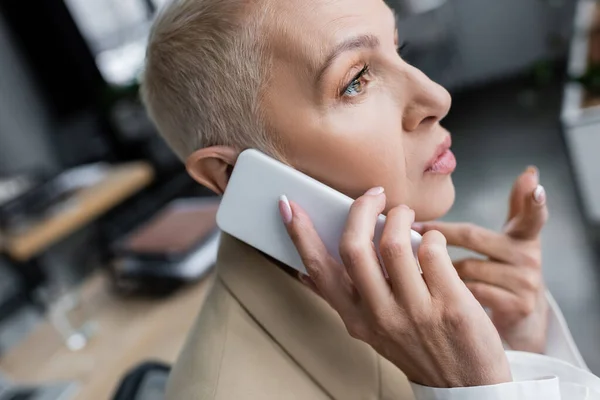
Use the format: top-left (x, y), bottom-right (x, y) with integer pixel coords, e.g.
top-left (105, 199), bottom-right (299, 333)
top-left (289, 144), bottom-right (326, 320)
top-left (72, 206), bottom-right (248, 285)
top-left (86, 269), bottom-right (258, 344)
top-left (504, 185), bottom-right (548, 240)
top-left (280, 196), bottom-right (352, 312)
top-left (414, 222), bottom-right (518, 264)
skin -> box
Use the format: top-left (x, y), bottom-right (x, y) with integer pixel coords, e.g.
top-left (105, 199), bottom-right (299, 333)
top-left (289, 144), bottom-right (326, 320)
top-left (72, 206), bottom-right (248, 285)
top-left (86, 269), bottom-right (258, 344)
top-left (281, 191), bottom-right (513, 387)
top-left (188, 0), bottom-right (455, 221)
top-left (185, 0), bottom-right (551, 387)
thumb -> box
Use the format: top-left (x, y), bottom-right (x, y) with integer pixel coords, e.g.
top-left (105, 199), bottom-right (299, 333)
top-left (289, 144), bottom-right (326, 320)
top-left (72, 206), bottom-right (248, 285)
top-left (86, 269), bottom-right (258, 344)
top-left (504, 184), bottom-right (548, 240)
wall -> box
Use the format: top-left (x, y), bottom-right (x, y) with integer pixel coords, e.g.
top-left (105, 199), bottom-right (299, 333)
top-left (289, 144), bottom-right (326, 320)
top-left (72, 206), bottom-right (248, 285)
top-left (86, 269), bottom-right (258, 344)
top-left (392, 0), bottom-right (576, 88)
top-left (450, 0), bottom-right (574, 87)
top-left (0, 11), bottom-right (57, 175)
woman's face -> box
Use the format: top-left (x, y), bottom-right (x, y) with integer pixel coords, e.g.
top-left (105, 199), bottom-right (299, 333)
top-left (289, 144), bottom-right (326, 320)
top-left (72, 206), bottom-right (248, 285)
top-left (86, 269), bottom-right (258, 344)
top-left (262, 0), bottom-right (455, 221)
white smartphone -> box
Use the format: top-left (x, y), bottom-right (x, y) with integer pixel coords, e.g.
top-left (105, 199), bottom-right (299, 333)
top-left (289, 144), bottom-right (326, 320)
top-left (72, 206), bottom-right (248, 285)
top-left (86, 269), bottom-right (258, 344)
top-left (216, 149), bottom-right (422, 275)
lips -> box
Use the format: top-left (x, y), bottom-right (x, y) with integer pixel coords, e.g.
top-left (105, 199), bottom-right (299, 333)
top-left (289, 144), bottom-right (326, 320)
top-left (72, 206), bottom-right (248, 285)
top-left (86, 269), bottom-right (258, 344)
top-left (425, 136), bottom-right (456, 174)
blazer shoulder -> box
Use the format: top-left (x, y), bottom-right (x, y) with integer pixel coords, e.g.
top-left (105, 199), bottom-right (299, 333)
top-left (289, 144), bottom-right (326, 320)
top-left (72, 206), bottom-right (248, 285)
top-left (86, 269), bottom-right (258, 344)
top-left (166, 280), bottom-right (327, 400)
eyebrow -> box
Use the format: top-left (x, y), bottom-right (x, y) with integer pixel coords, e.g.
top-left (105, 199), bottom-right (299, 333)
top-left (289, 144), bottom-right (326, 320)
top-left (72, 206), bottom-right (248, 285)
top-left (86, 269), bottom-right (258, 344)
top-left (314, 34), bottom-right (380, 85)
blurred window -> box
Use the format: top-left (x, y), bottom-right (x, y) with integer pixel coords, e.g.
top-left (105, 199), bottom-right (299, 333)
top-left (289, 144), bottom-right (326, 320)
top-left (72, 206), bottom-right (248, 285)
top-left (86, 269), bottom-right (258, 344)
top-left (64, 0), bottom-right (167, 86)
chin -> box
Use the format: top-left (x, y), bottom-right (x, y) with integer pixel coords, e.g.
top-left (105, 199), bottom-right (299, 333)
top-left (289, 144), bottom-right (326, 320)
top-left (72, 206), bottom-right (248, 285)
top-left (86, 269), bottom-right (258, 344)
top-left (414, 178), bottom-right (456, 222)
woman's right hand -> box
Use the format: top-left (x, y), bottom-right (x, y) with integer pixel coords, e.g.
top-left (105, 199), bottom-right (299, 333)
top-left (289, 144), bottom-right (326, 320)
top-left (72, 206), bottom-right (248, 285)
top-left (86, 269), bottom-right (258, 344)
top-left (279, 188), bottom-right (512, 388)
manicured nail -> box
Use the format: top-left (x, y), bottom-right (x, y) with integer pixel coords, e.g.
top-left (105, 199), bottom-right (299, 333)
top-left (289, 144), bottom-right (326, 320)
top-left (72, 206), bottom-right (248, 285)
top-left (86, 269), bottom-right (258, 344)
top-left (365, 187), bottom-right (384, 196)
top-left (533, 185), bottom-right (546, 204)
top-left (279, 195), bottom-right (293, 224)
top-left (526, 166), bottom-right (539, 179)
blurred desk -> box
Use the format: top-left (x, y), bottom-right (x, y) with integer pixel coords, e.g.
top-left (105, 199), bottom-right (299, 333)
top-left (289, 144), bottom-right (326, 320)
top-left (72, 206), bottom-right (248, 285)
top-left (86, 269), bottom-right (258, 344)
top-left (2, 162), bottom-right (155, 262)
top-left (0, 162), bottom-right (155, 319)
top-left (0, 272), bottom-right (212, 400)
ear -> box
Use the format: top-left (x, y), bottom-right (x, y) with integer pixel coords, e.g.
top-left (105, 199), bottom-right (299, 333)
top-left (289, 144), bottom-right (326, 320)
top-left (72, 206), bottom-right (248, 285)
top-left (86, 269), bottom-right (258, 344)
top-left (185, 146), bottom-right (239, 195)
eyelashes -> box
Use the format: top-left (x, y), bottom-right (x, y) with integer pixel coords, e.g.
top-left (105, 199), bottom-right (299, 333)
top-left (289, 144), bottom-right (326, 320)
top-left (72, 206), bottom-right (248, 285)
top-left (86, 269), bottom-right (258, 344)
top-left (342, 64), bottom-right (370, 97)
top-left (340, 41), bottom-right (409, 98)
top-left (397, 41), bottom-right (409, 56)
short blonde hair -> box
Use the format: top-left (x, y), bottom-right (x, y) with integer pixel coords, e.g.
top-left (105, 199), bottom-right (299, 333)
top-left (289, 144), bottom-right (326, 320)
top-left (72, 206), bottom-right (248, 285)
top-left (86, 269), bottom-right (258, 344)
top-left (141, 0), bottom-right (278, 161)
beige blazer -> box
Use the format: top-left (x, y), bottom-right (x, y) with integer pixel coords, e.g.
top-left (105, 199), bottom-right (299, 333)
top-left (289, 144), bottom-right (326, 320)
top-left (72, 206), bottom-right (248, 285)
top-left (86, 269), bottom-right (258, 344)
top-left (166, 234), bottom-right (415, 400)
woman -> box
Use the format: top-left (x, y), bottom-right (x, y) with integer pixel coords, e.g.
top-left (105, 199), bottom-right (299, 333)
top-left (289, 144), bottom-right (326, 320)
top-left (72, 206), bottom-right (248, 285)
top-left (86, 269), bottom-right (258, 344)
top-left (141, 0), bottom-right (599, 398)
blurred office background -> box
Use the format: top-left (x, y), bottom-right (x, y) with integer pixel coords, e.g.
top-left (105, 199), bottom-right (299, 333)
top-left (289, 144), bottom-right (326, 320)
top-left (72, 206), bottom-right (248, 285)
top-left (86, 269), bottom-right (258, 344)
top-left (0, 0), bottom-right (599, 399)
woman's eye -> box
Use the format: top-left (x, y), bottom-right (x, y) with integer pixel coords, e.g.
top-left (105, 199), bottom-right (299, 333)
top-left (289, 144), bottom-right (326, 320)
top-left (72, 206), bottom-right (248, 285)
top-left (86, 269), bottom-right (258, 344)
top-left (344, 78), bottom-right (364, 97)
top-left (342, 65), bottom-right (369, 97)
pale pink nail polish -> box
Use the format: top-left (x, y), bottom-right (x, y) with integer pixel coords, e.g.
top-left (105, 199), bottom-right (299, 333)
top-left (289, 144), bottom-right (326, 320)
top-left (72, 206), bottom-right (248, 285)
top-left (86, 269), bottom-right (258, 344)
top-left (365, 187), bottom-right (384, 196)
top-left (534, 185), bottom-right (546, 204)
top-left (279, 195), bottom-right (293, 224)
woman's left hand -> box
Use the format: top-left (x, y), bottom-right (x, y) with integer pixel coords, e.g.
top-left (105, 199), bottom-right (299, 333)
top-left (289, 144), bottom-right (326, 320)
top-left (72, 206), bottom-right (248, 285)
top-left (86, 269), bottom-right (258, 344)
top-left (413, 167), bottom-right (550, 353)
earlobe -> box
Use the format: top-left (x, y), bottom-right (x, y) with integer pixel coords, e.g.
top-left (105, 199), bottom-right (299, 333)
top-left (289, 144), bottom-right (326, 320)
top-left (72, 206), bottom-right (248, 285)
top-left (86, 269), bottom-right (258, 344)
top-left (185, 146), bottom-right (239, 195)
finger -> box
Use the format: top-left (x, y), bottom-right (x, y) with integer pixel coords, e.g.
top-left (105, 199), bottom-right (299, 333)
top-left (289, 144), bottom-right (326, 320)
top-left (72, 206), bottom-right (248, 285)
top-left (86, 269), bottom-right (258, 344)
top-left (280, 196), bottom-right (351, 311)
top-left (507, 166), bottom-right (538, 222)
top-left (454, 258), bottom-right (539, 295)
top-left (465, 281), bottom-right (522, 316)
top-left (379, 205), bottom-right (429, 302)
top-left (413, 221), bottom-right (517, 264)
top-left (339, 187), bottom-right (391, 308)
top-left (418, 230), bottom-right (465, 299)
top-left (504, 184), bottom-right (548, 240)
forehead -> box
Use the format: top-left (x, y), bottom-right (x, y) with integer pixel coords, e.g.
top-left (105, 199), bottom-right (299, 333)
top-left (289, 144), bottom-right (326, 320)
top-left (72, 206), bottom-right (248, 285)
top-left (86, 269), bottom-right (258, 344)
top-left (262, 0), bottom-right (396, 69)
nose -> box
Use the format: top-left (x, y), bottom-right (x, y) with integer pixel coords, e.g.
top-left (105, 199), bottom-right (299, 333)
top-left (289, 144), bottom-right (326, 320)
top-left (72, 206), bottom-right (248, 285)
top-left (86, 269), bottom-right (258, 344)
top-left (400, 63), bottom-right (452, 132)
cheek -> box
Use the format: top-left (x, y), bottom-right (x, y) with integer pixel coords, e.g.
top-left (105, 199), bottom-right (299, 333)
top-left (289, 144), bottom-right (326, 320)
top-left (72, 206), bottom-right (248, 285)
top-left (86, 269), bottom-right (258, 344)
top-left (293, 98), bottom-right (415, 201)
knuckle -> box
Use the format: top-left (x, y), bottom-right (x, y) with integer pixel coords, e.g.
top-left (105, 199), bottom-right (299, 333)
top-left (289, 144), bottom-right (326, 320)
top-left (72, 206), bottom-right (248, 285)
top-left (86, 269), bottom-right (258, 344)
top-left (517, 298), bottom-right (536, 317)
top-left (370, 307), bottom-right (395, 333)
top-left (442, 307), bottom-right (469, 330)
top-left (379, 237), bottom-right (409, 260)
top-left (460, 223), bottom-right (480, 244)
top-left (301, 253), bottom-right (322, 275)
top-left (345, 321), bottom-right (366, 340)
top-left (519, 251), bottom-right (542, 268)
top-left (418, 242), bottom-right (444, 264)
top-left (339, 239), bottom-right (365, 267)
top-left (408, 308), bottom-right (432, 328)
top-left (520, 271), bottom-right (542, 293)
top-left (403, 298), bottom-right (431, 325)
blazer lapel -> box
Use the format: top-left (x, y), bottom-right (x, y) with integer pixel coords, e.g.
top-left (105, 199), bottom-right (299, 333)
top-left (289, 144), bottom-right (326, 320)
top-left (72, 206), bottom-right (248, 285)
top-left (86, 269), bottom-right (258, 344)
top-left (217, 234), bottom-right (381, 400)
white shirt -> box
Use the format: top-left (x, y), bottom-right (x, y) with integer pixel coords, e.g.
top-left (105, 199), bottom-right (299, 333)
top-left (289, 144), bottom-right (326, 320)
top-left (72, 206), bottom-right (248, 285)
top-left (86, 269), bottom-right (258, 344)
top-left (410, 291), bottom-right (600, 399)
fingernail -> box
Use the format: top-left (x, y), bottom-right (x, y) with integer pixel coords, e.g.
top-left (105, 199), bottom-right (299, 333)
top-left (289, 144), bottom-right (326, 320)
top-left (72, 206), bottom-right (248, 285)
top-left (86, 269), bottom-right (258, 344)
top-left (533, 185), bottom-right (546, 204)
top-left (279, 195), bottom-right (293, 224)
top-left (365, 186), bottom-right (385, 196)
top-left (526, 166), bottom-right (539, 179)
